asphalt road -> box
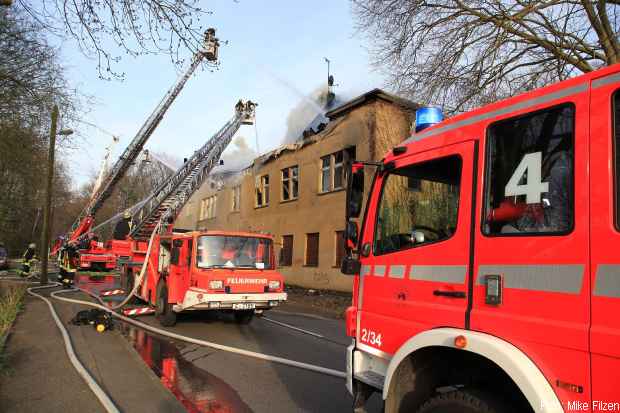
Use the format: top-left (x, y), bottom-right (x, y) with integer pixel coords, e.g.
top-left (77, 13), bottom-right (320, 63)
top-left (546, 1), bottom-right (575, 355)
top-left (125, 309), bottom-right (383, 413)
top-left (76, 273), bottom-right (384, 412)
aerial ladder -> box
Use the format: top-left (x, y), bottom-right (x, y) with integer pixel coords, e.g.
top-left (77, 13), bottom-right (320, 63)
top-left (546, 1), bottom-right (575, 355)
top-left (118, 100), bottom-right (269, 324)
top-left (128, 99), bottom-right (256, 241)
top-left (91, 134), bottom-right (120, 200)
top-left (81, 100), bottom-right (255, 278)
top-left (55, 28), bottom-right (220, 277)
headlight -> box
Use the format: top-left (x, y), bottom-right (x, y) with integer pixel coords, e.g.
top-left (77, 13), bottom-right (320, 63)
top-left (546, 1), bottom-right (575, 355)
top-left (268, 280), bottom-right (281, 290)
top-left (209, 280), bottom-right (224, 290)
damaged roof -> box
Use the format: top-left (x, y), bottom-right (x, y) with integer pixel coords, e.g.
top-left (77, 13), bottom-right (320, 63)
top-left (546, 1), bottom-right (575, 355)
top-left (249, 115), bottom-right (347, 170)
top-left (325, 88), bottom-right (420, 120)
top-left (246, 88), bottom-right (418, 170)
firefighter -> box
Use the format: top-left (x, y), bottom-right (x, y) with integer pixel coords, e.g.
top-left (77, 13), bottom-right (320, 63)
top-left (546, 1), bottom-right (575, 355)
top-left (235, 99), bottom-right (244, 115)
top-left (113, 210), bottom-right (132, 240)
top-left (20, 243), bottom-right (36, 277)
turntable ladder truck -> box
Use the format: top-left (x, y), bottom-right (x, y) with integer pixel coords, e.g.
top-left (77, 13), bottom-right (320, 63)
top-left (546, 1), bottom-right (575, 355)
top-left (120, 100), bottom-right (286, 326)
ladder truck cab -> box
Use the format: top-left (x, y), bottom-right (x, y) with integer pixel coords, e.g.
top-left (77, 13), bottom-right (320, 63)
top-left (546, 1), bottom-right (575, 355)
top-left (123, 230), bottom-right (286, 327)
top-left (342, 64), bottom-right (620, 413)
top-left (119, 99), bottom-right (283, 326)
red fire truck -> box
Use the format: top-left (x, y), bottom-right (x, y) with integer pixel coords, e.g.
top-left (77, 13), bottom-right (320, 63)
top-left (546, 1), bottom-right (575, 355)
top-left (342, 64), bottom-right (620, 412)
top-left (77, 237), bottom-right (116, 271)
top-left (122, 230), bottom-right (286, 327)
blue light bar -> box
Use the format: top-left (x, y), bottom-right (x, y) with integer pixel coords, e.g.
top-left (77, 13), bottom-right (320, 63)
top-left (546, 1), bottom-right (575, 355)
top-left (415, 107), bottom-right (444, 133)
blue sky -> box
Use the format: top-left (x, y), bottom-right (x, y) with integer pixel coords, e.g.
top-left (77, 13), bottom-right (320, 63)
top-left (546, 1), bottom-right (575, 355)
top-left (58, 0), bottom-right (385, 188)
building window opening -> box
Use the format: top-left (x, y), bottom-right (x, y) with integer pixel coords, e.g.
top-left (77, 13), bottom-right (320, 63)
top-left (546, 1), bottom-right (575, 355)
top-left (374, 155), bottom-right (461, 255)
top-left (280, 235), bottom-right (293, 267)
top-left (255, 174), bottom-right (270, 207)
top-left (320, 147), bottom-right (356, 193)
top-left (305, 233), bottom-right (319, 267)
top-left (321, 156), bottom-right (331, 193)
top-left (335, 230), bottom-right (345, 267)
top-left (334, 151), bottom-right (344, 189)
top-left (483, 104), bottom-right (575, 235)
top-left (200, 196), bottom-right (217, 220)
top-left (232, 185), bottom-right (241, 212)
top-left (206, 195), bottom-right (217, 219)
top-left (282, 166), bottom-right (299, 201)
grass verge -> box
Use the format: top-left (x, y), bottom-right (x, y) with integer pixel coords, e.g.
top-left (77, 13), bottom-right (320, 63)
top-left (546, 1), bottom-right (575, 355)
top-left (0, 284), bottom-right (27, 372)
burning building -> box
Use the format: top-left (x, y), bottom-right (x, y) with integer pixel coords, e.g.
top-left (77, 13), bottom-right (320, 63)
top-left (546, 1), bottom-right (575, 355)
top-left (175, 89), bottom-right (419, 292)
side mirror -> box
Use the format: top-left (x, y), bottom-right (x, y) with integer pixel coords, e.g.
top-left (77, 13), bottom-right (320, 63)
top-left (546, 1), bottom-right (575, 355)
top-left (341, 256), bottom-right (361, 275)
top-left (345, 220), bottom-right (359, 247)
top-left (346, 163), bottom-right (364, 219)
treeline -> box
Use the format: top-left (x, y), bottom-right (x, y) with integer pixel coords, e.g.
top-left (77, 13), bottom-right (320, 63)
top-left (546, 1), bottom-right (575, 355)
top-left (0, 8), bottom-right (76, 257)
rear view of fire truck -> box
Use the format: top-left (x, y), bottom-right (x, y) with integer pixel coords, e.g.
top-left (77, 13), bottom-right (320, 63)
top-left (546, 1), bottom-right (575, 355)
top-left (120, 101), bottom-right (286, 327)
top-left (342, 64), bottom-right (620, 413)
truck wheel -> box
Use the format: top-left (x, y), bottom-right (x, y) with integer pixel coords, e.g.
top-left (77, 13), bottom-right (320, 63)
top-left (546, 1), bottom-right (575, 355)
top-left (120, 266), bottom-right (134, 293)
top-left (234, 310), bottom-right (254, 324)
top-left (416, 389), bottom-right (510, 413)
top-left (156, 281), bottom-right (177, 327)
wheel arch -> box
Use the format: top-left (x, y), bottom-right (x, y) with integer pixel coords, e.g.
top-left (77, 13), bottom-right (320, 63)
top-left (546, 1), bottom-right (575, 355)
top-left (382, 327), bottom-right (562, 412)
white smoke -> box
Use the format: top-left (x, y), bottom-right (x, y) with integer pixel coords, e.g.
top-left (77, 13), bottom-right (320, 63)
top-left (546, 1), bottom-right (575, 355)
top-left (212, 136), bottom-right (258, 173)
top-left (150, 151), bottom-right (182, 171)
top-left (282, 85), bottom-right (331, 144)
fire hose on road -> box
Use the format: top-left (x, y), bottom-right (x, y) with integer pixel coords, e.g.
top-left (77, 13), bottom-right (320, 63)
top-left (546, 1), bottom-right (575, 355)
top-left (27, 283), bottom-right (121, 413)
top-left (2, 272), bottom-right (346, 413)
top-left (51, 287), bottom-right (348, 379)
top-left (5, 223), bottom-right (347, 413)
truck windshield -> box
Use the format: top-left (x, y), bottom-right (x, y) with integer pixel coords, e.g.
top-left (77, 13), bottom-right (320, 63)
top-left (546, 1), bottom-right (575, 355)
top-left (196, 236), bottom-right (273, 269)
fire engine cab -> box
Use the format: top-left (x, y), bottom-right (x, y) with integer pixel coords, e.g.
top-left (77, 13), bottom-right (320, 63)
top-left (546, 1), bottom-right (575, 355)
top-left (342, 64), bottom-right (620, 412)
top-left (122, 230), bottom-right (287, 327)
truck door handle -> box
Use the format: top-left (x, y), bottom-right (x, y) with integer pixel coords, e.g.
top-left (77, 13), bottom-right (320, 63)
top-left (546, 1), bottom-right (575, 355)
top-left (433, 290), bottom-right (466, 298)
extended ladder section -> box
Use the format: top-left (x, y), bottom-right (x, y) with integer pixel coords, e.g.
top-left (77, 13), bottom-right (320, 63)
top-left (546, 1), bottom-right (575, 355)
top-left (129, 100), bottom-right (256, 240)
top-left (63, 29), bottom-right (220, 245)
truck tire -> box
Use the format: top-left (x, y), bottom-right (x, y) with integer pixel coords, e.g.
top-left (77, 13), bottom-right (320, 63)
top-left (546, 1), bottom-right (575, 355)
top-left (234, 310), bottom-right (254, 324)
top-left (156, 281), bottom-right (177, 327)
top-left (416, 389), bottom-right (510, 413)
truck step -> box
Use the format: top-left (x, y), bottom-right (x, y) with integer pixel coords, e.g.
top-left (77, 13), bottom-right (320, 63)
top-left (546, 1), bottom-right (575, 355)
top-left (122, 307), bottom-right (155, 317)
top-left (354, 371), bottom-right (384, 390)
top-left (100, 289), bottom-right (125, 297)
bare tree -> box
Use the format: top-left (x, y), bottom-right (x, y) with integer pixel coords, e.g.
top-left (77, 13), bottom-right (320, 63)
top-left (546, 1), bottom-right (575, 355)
top-left (0, 7), bottom-right (76, 128)
top-left (13, 0), bottom-right (210, 79)
top-left (0, 8), bottom-right (78, 254)
top-left (353, 1), bottom-right (620, 112)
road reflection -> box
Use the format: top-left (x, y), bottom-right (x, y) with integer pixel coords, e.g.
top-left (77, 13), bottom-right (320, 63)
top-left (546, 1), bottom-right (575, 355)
top-left (121, 326), bottom-right (253, 413)
top-left (74, 273), bottom-right (252, 413)
top-left (74, 273), bottom-right (120, 295)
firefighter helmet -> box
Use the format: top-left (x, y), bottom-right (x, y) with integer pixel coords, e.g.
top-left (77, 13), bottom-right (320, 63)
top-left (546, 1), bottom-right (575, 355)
top-left (28, 243), bottom-right (36, 249)
top-left (123, 210), bottom-right (131, 219)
